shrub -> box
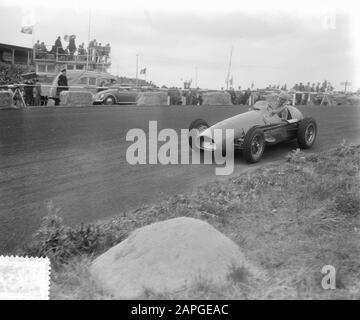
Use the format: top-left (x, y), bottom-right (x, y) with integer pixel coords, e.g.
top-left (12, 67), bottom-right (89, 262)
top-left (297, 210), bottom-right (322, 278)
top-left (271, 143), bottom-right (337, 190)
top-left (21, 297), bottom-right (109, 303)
top-left (285, 148), bottom-right (307, 164)
top-left (333, 192), bottom-right (360, 217)
top-left (226, 264), bottom-right (250, 284)
top-left (21, 202), bottom-right (125, 268)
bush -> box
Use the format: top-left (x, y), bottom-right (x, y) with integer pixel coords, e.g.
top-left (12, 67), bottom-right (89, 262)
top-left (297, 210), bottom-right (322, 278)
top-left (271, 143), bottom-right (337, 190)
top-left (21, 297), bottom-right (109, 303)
top-left (20, 202), bottom-right (125, 268)
top-left (333, 192), bottom-right (360, 217)
top-left (285, 148), bottom-right (307, 164)
top-left (226, 264), bottom-right (250, 284)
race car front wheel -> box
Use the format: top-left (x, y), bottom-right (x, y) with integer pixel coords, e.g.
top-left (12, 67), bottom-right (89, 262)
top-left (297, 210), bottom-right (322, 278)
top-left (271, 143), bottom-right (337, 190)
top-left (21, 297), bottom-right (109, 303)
top-left (297, 117), bottom-right (317, 149)
top-left (243, 127), bottom-right (265, 163)
top-left (188, 119), bottom-right (209, 149)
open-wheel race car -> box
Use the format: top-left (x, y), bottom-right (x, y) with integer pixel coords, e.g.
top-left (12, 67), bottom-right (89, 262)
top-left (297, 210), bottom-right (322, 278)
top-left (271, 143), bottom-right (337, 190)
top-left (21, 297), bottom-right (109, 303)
top-left (188, 100), bottom-right (317, 163)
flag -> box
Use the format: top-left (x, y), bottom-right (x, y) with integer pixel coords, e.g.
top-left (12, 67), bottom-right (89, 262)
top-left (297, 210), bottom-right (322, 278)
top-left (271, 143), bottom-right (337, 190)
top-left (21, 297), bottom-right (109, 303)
top-left (21, 26), bottom-right (34, 34)
top-left (21, 9), bottom-right (36, 35)
top-left (140, 68), bottom-right (146, 75)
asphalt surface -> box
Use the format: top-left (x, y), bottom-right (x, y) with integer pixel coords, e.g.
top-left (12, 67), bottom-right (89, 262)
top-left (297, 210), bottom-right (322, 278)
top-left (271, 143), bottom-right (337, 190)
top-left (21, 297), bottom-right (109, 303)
top-left (1, 105), bottom-right (359, 253)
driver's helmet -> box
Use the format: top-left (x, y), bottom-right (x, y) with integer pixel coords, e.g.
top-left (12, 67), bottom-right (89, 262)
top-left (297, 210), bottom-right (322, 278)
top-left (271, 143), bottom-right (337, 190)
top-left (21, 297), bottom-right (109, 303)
top-left (277, 92), bottom-right (292, 104)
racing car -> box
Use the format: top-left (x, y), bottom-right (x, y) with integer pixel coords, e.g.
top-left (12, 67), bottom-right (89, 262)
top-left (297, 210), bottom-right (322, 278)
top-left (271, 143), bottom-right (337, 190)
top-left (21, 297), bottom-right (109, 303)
top-left (188, 100), bottom-right (317, 163)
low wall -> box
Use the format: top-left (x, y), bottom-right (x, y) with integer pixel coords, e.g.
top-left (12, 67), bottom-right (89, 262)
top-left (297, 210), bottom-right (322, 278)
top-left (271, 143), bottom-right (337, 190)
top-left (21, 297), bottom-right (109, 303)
top-left (0, 90), bottom-right (14, 109)
top-left (59, 91), bottom-right (93, 106)
top-left (201, 92), bottom-right (232, 106)
top-left (136, 92), bottom-right (168, 106)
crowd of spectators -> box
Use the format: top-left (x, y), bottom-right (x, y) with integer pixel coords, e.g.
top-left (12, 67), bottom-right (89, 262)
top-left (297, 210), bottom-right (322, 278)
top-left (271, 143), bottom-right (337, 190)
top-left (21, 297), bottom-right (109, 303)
top-left (34, 36), bottom-right (111, 63)
top-left (291, 80), bottom-right (334, 93)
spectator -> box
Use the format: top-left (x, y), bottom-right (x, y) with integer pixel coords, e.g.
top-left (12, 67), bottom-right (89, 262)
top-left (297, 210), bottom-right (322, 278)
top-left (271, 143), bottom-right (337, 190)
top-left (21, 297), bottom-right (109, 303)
top-left (24, 79), bottom-right (34, 106)
top-left (53, 36), bottom-right (64, 54)
top-left (243, 88), bottom-right (251, 105)
top-left (321, 80), bottom-right (328, 92)
top-left (68, 35), bottom-right (77, 55)
top-left (40, 42), bottom-right (47, 52)
top-left (78, 43), bottom-right (86, 55)
top-left (198, 93), bottom-right (203, 105)
top-left (34, 40), bottom-right (41, 50)
top-left (33, 79), bottom-right (41, 106)
top-left (33, 40), bottom-right (42, 59)
top-left (56, 68), bottom-right (68, 105)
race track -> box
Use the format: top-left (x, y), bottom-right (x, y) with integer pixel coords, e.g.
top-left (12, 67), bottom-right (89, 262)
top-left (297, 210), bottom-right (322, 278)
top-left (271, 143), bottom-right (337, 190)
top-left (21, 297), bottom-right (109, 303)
top-left (0, 105), bottom-right (359, 252)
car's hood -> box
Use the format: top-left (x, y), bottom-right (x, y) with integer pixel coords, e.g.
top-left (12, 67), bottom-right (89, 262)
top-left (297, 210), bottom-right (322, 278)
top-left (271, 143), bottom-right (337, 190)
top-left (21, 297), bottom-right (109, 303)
top-left (199, 108), bottom-right (268, 139)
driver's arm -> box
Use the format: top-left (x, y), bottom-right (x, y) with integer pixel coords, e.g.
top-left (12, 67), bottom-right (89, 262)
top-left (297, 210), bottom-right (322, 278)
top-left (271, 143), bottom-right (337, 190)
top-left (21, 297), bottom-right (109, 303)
top-left (270, 105), bottom-right (286, 116)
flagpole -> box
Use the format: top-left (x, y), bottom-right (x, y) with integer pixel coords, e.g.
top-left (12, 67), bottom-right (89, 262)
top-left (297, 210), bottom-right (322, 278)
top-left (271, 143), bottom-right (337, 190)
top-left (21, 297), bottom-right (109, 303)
top-left (226, 46), bottom-right (233, 90)
top-left (195, 67), bottom-right (198, 88)
top-left (86, 9), bottom-right (91, 71)
top-left (136, 53), bottom-right (139, 88)
top-left (31, 25), bottom-right (35, 64)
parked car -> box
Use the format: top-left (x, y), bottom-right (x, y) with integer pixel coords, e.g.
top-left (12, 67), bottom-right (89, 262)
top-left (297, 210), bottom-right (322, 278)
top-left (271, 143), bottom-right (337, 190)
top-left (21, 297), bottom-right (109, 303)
top-left (44, 70), bottom-right (116, 104)
top-left (92, 86), bottom-right (140, 105)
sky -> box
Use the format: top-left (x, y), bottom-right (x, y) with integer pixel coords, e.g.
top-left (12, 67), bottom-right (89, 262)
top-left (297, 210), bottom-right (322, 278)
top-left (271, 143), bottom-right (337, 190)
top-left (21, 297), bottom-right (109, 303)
top-left (0, 0), bottom-right (359, 90)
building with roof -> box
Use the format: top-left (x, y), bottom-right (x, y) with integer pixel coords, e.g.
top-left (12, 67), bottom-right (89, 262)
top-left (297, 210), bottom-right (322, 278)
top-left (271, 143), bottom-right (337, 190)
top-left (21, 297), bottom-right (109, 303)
top-left (0, 43), bottom-right (32, 66)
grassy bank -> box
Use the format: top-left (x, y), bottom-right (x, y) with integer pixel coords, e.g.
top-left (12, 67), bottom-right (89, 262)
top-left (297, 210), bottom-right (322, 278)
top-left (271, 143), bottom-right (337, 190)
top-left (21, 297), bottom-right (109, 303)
top-left (19, 142), bottom-right (360, 299)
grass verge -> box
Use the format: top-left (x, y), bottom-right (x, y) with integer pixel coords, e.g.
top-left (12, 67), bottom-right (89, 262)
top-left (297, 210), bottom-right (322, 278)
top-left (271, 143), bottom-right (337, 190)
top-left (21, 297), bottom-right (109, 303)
top-left (19, 142), bottom-right (360, 299)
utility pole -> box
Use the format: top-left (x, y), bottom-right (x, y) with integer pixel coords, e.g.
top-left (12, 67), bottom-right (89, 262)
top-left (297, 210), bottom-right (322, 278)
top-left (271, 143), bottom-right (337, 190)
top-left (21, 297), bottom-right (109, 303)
top-left (195, 67), bottom-right (198, 88)
top-left (136, 53), bottom-right (139, 88)
top-left (86, 9), bottom-right (91, 71)
top-left (340, 80), bottom-right (351, 93)
top-left (226, 46), bottom-right (233, 90)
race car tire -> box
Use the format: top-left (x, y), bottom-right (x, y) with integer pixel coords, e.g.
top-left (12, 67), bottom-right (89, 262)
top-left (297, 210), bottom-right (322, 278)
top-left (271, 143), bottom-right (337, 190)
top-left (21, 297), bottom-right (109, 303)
top-left (297, 117), bottom-right (317, 149)
top-left (243, 127), bottom-right (265, 163)
top-left (103, 96), bottom-right (115, 105)
top-left (188, 119), bottom-right (209, 149)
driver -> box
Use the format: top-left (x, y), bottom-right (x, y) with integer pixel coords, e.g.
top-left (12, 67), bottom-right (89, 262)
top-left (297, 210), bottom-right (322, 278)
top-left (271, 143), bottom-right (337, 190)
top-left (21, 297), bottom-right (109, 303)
top-left (269, 92), bottom-right (292, 119)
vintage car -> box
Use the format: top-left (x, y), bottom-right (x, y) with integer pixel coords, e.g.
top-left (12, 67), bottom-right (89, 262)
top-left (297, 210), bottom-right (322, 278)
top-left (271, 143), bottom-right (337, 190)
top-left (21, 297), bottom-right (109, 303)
top-left (92, 86), bottom-right (139, 105)
top-left (188, 100), bottom-right (317, 163)
top-left (43, 70), bottom-right (117, 104)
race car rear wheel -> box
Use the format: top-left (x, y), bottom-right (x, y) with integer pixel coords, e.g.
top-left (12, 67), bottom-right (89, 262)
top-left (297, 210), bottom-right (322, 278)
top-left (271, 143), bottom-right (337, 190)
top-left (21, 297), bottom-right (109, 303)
top-left (188, 119), bottom-right (209, 149)
top-left (297, 117), bottom-right (317, 149)
top-left (243, 127), bottom-right (265, 163)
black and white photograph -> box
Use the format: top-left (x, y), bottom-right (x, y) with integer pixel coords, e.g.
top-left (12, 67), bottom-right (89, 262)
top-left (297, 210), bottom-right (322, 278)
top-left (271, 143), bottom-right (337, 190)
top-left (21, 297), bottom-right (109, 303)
top-left (0, 0), bottom-right (359, 303)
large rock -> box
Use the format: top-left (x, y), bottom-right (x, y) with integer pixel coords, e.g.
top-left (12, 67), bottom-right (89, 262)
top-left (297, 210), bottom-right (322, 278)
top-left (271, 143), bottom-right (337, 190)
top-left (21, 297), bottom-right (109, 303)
top-left (136, 91), bottom-right (168, 106)
top-left (59, 91), bottom-right (93, 106)
top-left (90, 217), bottom-right (255, 298)
top-left (0, 90), bottom-right (14, 109)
